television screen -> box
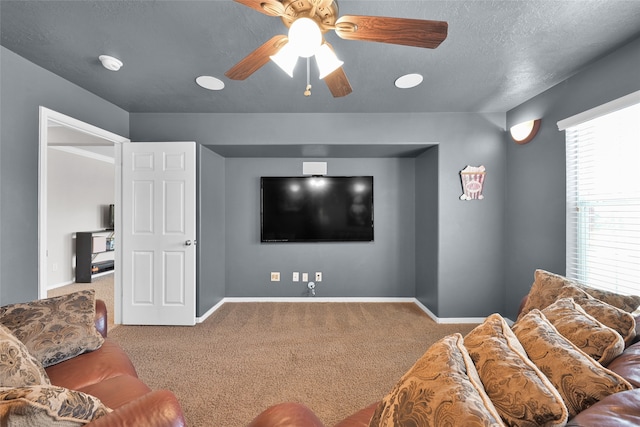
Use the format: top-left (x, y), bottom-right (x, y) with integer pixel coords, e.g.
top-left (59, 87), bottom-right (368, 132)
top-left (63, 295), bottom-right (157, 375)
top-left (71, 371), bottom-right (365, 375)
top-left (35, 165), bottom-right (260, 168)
top-left (261, 176), bottom-right (374, 242)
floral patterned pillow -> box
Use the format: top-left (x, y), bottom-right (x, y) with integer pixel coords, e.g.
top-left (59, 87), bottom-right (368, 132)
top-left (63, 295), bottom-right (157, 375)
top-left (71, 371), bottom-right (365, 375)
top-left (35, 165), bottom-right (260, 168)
top-left (519, 269), bottom-right (640, 319)
top-left (0, 290), bottom-right (104, 367)
top-left (0, 325), bottom-right (50, 387)
top-left (369, 333), bottom-right (505, 427)
top-left (512, 309), bottom-right (632, 418)
top-left (518, 270), bottom-right (578, 319)
top-left (579, 286), bottom-right (640, 314)
top-left (542, 298), bottom-right (624, 366)
top-left (465, 313), bottom-right (568, 426)
top-left (558, 286), bottom-right (637, 346)
top-left (0, 385), bottom-right (110, 425)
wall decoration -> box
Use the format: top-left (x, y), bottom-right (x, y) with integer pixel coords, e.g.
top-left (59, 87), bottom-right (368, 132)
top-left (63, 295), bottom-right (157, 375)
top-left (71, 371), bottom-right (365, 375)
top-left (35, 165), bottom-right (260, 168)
top-left (460, 165), bottom-right (486, 200)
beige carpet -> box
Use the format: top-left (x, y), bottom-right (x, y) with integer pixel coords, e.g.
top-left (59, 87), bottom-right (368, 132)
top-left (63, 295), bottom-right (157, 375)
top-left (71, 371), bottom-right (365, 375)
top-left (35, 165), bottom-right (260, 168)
top-left (48, 273), bottom-right (116, 333)
top-left (110, 302), bottom-right (478, 427)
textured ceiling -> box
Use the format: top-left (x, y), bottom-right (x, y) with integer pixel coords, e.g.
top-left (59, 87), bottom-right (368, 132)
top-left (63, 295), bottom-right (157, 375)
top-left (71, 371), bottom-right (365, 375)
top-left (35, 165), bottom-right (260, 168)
top-left (2, 0), bottom-right (640, 114)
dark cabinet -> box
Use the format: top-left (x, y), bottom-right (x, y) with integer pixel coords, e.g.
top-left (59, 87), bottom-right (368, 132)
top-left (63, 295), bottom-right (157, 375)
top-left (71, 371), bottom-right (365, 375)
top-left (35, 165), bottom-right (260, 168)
top-left (75, 230), bottom-right (114, 283)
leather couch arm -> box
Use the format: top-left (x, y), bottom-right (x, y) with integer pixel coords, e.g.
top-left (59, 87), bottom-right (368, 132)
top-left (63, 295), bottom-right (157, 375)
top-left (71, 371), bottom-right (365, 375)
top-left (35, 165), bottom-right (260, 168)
top-left (566, 389), bottom-right (640, 426)
top-left (247, 402), bottom-right (326, 427)
top-left (86, 390), bottom-right (185, 427)
top-left (94, 299), bottom-right (108, 338)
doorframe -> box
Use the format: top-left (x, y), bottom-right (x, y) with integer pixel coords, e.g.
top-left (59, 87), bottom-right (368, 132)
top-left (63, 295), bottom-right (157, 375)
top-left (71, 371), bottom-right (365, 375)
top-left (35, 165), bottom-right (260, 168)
top-left (38, 107), bottom-right (129, 324)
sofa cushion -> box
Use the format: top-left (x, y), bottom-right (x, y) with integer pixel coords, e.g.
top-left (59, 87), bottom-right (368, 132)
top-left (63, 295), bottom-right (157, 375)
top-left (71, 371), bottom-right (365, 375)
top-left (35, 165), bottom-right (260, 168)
top-left (512, 309), bottom-right (632, 418)
top-left (558, 286), bottom-right (637, 345)
top-left (542, 298), bottom-right (624, 365)
top-left (0, 290), bottom-right (105, 367)
top-left (45, 339), bottom-right (138, 391)
top-left (0, 324), bottom-right (50, 387)
top-left (519, 269), bottom-right (640, 319)
top-left (464, 313), bottom-right (568, 426)
top-left (369, 333), bottom-right (504, 427)
top-left (0, 385), bottom-right (110, 425)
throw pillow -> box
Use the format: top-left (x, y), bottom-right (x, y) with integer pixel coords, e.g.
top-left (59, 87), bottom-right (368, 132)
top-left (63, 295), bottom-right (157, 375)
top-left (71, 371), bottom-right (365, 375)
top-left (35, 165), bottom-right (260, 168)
top-left (464, 313), bottom-right (568, 426)
top-left (0, 385), bottom-right (110, 425)
top-left (512, 310), bottom-right (632, 418)
top-left (519, 269), bottom-right (640, 319)
top-left (369, 333), bottom-right (505, 427)
top-left (542, 298), bottom-right (624, 366)
top-left (558, 286), bottom-right (637, 346)
top-left (518, 269), bottom-right (578, 319)
top-left (578, 286), bottom-right (640, 314)
top-left (0, 290), bottom-right (104, 367)
top-left (0, 325), bottom-right (50, 387)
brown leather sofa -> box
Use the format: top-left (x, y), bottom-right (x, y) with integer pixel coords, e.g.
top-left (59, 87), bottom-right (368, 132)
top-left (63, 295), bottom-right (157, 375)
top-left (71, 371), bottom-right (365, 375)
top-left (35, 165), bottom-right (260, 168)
top-left (247, 300), bottom-right (640, 427)
top-left (44, 299), bottom-right (186, 427)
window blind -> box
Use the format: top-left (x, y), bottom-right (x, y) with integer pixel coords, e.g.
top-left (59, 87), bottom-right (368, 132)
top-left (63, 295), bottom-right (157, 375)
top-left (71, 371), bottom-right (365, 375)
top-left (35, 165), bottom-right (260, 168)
top-left (565, 101), bottom-right (640, 295)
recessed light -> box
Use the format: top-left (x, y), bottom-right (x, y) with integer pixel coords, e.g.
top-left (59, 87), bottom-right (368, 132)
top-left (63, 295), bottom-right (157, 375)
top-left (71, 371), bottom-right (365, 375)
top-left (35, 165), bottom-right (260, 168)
top-left (98, 55), bottom-right (123, 71)
top-left (196, 76), bottom-right (225, 91)
top-left (395, 73), bottom-right (423, 89)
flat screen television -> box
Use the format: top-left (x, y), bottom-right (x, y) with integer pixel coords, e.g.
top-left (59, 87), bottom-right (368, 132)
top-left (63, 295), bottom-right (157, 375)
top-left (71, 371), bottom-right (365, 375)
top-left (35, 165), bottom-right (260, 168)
top-left (261, 176), bottom-right (374, 242)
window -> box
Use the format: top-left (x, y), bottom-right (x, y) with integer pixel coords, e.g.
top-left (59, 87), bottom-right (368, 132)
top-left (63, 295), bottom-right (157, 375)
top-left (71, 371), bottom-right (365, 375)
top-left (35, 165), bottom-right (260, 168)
top-left (561, 94), bottom-right (640, 295)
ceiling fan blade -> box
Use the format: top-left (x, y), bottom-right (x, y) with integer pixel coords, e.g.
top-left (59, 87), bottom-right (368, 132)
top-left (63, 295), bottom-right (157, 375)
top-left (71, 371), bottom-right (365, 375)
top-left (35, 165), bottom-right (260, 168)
top-left (225, 35), bottom-right (287, 80)
top-left (324, 67), bottom-right (352, 98)
top-left (232, 0), bottom-right (285, 16)
top-left (335, 15), bottom-right (448, 49)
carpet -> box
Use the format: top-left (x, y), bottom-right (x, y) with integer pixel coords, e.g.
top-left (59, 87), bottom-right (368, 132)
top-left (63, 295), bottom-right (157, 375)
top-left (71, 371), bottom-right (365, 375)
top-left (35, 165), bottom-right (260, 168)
top-left (109, 302), bottom-right (478, 426)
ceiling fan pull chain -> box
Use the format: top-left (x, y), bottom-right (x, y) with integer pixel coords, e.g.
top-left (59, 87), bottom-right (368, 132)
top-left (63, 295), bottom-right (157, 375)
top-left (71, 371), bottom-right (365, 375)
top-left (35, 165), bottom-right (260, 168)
top-left (304, 57), bottom-right (312, 97)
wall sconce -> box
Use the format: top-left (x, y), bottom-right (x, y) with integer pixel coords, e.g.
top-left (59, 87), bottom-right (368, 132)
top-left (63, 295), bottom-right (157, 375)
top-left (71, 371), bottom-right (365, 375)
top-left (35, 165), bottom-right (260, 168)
top-left (510, 119), bottom-right (541, 144)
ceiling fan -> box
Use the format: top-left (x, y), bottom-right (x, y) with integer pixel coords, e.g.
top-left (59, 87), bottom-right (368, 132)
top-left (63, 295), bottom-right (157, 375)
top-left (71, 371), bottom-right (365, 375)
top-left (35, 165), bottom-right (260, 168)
top-left (225, 0), bottom-right (448, 97)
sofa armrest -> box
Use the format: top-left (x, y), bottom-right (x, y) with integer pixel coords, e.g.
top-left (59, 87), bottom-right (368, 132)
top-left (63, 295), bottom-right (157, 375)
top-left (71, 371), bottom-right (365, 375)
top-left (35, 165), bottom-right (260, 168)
top-left (86, 390), bottom-right (185, 427)
top-left (95, 299), bottom-right (107, 338)
top-left (333, 403), bottom-right (379, 427)
top-left (247, 402), bottom-right (326, 427)
top-left (566, 389), bottom-right (640, 426)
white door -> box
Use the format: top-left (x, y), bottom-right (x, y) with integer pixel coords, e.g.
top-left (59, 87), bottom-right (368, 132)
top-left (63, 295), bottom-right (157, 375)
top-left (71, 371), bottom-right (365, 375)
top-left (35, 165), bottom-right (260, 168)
top-left (121, 142), bottom-right (196, 325)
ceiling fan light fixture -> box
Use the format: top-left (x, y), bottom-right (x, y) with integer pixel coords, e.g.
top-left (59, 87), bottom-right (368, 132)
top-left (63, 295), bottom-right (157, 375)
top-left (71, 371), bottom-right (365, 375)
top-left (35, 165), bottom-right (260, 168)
top-left (288, 17), bottom-right (322, 58)
top-left (316, 44), bottom-right (343, 79)
top-left (270, 42), bottom-right (298, 77)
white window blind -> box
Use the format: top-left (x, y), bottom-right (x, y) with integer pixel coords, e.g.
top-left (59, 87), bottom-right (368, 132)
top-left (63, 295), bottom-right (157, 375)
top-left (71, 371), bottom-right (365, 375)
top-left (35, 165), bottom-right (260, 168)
top-left (565, 100), bottom-right (640, 295)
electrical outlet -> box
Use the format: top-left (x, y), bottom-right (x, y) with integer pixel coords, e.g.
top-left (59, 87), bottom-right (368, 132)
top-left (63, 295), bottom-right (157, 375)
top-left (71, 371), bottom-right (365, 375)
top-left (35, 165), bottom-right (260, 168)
top-left (302, 272), bottom-right (309, 282)
top-left (270, 272), bottom-right (280, 282)
top-left (292, 272), bottom-right (299, 282)
top-left (315, 272), bottom-right (322, 282)
top-left (52, 263), bottom-right (58, 272)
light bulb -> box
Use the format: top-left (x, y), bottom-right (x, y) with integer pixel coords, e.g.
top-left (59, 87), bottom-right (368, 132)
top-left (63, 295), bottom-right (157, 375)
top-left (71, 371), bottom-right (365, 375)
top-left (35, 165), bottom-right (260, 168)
top-left (270, 42), bottom-right (298, 77)
top-left (315, 44), bottom-right (343, 79)
top-left (288, 18), bottom-right (322, 58)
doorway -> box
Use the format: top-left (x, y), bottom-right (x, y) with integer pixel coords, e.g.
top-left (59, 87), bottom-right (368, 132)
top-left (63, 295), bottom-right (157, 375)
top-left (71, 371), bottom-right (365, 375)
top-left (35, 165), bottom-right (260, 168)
top-left (38, 107), bottom-right (129, 325)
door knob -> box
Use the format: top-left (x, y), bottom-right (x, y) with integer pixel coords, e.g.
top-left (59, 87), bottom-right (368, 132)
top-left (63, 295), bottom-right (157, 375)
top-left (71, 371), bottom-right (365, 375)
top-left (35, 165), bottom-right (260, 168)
top-left (185, 240), bottom-right (192, 246)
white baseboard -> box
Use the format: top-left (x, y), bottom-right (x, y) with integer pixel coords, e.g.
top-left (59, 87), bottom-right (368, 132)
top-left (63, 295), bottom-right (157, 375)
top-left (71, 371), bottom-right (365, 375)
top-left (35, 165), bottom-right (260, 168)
top-left (47, 280), bottom-right (76, 291)
top-left (412, 299), bottom-right (486, 324)
top-left (196, 297), bottom-right (487, 325)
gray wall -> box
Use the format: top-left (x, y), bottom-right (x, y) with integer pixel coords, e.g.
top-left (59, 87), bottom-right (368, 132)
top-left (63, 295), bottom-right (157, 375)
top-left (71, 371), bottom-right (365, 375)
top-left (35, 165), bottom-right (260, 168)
top-left (415, 146), bottom-right (439, 311)
top-left (0, 46), bottom-right (129, 305)
top-left (197, 145), bottom-right (226, 315)
top-left (504, 36), bottom-right (640, 320)
top-left (130, 112), bottom-right (506, 317)
top-left (224, 157), bottom-right (416, 297)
